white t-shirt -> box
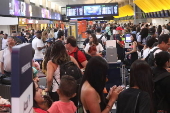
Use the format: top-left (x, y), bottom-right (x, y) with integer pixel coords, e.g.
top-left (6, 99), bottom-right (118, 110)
top-left (84, 43), bottom-right (104, 54)
top-left (2, 38), bottom-right (8, 50)
top-left (0, 47), bottom-right (11, 72)
top-left (32, 37), bottom-right (44, 59)
top-left (149, 46), bottom-right (162, 57)
top-left (143, 48), bottom-right (150, 58)
top-left (113, 30), bottom-right (117, 34)
top-left (137, 35), bottom-right (146, 45)
top-left (162, 29), bottom-right (170, 34)
top-left (96, 34), bottom-right (107, 43)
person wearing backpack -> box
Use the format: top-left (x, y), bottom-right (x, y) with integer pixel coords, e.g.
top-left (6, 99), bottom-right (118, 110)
top-left (145, 28), bottom-right (158, 44)
top-left (153, 51), bottom-right (170, 112)
top-left (96, 28), bottom-right (106, 49)
top-left (84, 34), bottom-right (104, 56)
top-left (145, 34), bottom-right (170, 67)
top-left (65, 36), bottom-right (88, 69)
top-left (46, 41), bottom-right (80, 102)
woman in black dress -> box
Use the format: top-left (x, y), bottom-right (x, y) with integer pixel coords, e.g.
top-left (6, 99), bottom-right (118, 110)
top-left (126, 34), bottom-right (138, 65)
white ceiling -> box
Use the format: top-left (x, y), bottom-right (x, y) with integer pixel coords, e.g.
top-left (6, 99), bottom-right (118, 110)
top-left (48, 0), bottom-right (126, 7)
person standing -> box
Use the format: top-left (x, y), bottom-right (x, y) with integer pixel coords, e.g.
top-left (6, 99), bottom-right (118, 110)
top-left (105, 24), bottom-right (111, 40)
top-left (0, 37), bottom-right (16, 76)
top-left (2, 34), bottom-right (8, 50)
top-left (115, 27), bottom-right (124, 62)
top-left (0, 31), bottom-right (4, 50)
top-left (32, 31), bottom-right (46, 60)
top-left (83, 30), bottom-right (91, 48)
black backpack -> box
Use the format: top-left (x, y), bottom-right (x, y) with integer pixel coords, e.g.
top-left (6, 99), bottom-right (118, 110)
top-left (53, 61), bottom-right (82, 85)
top-left (74, 48), bottom-right (91, 61)
top-left (98, 35), bottom-right (104, 46)
top-left (145, 48), bottom-right (160, 66)
top-left (60, 61), bottom-right (82, 81)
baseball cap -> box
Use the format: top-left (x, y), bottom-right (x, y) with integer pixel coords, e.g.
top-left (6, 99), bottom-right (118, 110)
top-left (116, 27), bottom-right (124, 31)
top-left (149, 28), bottom-right (156, 35)
top-left (46, 38), bottom-right (53, 43)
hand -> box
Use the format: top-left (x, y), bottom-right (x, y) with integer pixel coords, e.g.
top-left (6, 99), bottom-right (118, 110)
top-left (109, 86), bottom-right (123, 102)
top-left (44, 88), bottom-right (48, 92)
top-left (125, 52), bottom-right (130, 55)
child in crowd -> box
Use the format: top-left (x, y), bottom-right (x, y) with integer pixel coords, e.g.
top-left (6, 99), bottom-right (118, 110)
top-left (48, 75), bottom-right (77, 113)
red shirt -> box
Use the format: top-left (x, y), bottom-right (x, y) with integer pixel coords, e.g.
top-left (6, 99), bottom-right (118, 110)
top-left (48, 101), bottom-right (76, 113)
top-left (68, 47), bottom-right (86, 68)
top-left (34, 108), bottom-right (48, 113)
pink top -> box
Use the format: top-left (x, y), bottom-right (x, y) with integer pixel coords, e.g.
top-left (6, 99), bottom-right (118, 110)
top-left (48, 101), bottom-right (76, 113)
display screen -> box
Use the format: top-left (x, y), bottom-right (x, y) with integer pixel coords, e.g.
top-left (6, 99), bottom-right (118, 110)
top-left (102, 4), bottom-right (118, 15)
top-left (125, 34), bottom-right (131, 43)
top-left (147, 13), bottom-right (150, 18)
top-left (66, 3), bottom-right (118, 17)
top-left (9, 0), bottom-right (20, 16)
top-left (67, 6), bottom-right (83, 16)
top-left (20, 2), bottom-right (26, 16)
top-left (84, 5), bottom-right (101, 15)
top-left (160, 11), bottom-right (165, 17)
top-left (164, 10), bottom-right (169, 17)
top-left (150, 12), bottom-right (154, 18)
top-left (153, 12), bottom-right (157, 18)
top-left (157, 12), bottom-right (161, 17)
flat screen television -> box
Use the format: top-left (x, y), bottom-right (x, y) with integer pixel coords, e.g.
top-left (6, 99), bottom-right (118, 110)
top-left (66, 6), bottom-right (83, 17)
top-left (150, 12), bottom-right (154, 18)
top-left (164, 10), bottom-right (169, 17)
top-left (66, 3), bottom-right (118, 18)
top-left (160, 10), bottom-right (165, 17)
top-left (157, 12), bottom-right (161, 17)
top-left (9, 0), bottom-right (20, 16)
top-left (84, 5), bottom-right (101, 16)
top-left (153, 12), bottom-right (157, 18)
top-left (147, 13), bottom-right (150, 18)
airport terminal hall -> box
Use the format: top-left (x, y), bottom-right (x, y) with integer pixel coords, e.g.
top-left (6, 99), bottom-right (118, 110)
top-left (1, 0), bottom-right (170, 113)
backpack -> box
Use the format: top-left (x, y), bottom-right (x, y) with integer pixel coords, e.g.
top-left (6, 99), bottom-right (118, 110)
top-left (53, 61), bottom-right (82, 85)
top-left (74, 48), bottom-right (91, 61)
top-left (98, 35), bottom-right (104, 46)
top-left (153, 72), bottom-right (170, 112)
top-left (145, 48), bottom-right (160, 66)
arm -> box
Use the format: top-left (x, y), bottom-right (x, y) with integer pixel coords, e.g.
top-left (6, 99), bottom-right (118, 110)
top-left (126, 42), bottom-right (137, 54)
top-left (1, 62), bottom-right (4, 74)
top-left (46, 61), bottom-right (56, 91)
top-left (0, 50), bottom-right (4, 74)
top-left (37, 46), bottom-right (46, 51)
top-left (81, 60), bottom-right (88, 68)
top-left (70, 56), bottom-right (80, 69)
top-left (116, 40), bottom-right (123, 47)
top-left (137, 42), bottom-right (144, 46)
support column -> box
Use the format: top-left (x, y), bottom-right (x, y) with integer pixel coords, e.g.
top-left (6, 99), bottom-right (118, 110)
top-left (133, 4), bottom-right (147, 24)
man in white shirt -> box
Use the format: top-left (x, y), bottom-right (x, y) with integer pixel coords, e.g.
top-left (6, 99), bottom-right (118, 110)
top-left (148, 34), bottom-right (170, 58)
top-left (0, 37), bottom-right (16, 76)
top-left (32, 31), bottom-right (46, 60)
top-left (2, 34), bottom-right (8, 50)
top-left (96, 28), bottom-right (106, 47)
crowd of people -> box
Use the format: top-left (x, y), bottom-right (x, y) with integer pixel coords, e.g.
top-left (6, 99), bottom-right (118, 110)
top-left (0, 21), bottom-right (170, 113)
